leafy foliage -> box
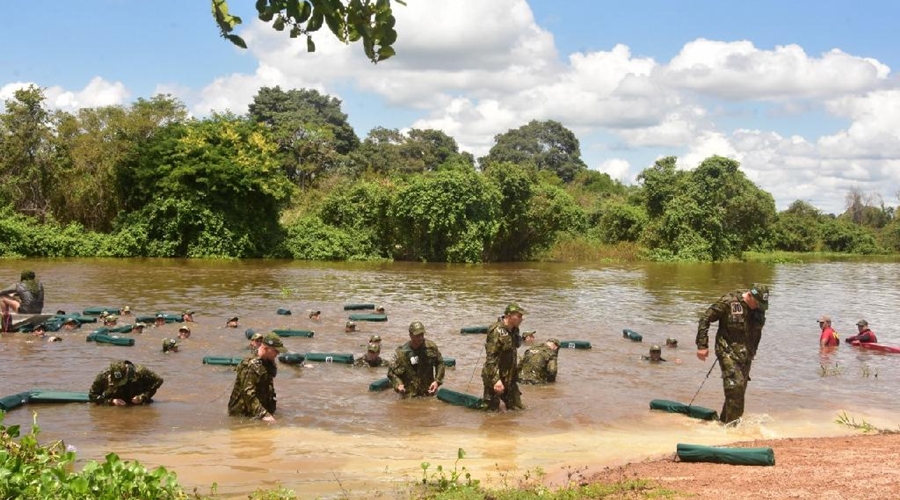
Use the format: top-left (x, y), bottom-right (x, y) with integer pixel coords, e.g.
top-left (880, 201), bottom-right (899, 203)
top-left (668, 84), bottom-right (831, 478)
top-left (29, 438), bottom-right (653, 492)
top-left (480, 120), bottom-right (588, 183)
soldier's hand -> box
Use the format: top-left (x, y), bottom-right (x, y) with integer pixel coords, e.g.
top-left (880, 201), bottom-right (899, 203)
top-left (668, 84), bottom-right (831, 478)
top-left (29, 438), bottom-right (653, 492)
top-left (262, 414), bottom-right (276, 423)
top-left (131, 395), bottom-right (144, 405)
top-left (493, 380), bottom-right (505, 394)
top-left (396, 383), bottom-right (406, 393)
top-left (427, 381), bottom-right (439, 394)
top-left (696, 349), bottom-right (709, 361)
top-left (111, 398), bottom-right (127, 406)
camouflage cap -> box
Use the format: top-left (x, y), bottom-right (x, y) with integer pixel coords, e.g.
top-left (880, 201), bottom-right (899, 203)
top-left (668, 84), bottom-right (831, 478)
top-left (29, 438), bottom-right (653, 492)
top-left (63, 317), bottom-right (78, 324)
top-left (523, 330), bottom-right (536, 337)
top-left (374, 305), bottom-right (385, 312)
top-left (749, 284), bottom-right (769, 311)
top-left (178, 325), bottom-right (191, 332)
top-left (665, 337), bottom-right (678, 346)
top-left (228, 316), bottom-right (239, 322)
top-left (162, 338), bottom-right (179, 353)
top-left (105, 314), bottom-right (119, 322)
top-left (261, 333), bottom-right (286, 352)
top-left (345, 321), bottom-right (357, 329)
top-left (547, 338), bottom-right (560, 347)
top-left (504, 303), bottom-right (526, 315)
top-left (183, 309), bottom-right (194, 315)
top-left (122, 305), bottom-right (131, 312)
top-left (156, 313), bottom-right (165, 319)
top-left (408, 321), bottom-right (426, 335)
top-left (369, 335), bottom-right (382, 343)
top-left (250, 332), bottom-right (264, 341)
top-left (134, 322), bottom-right (147, 329)
top-left (650, 345), bottom-right (662, 352)
top-left (109, 361), bottom-right (135, 386)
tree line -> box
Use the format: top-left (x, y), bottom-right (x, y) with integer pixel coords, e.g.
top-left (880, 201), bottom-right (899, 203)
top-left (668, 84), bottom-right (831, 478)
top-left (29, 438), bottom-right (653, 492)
top-left (1, 84), bottom-right (898, 262)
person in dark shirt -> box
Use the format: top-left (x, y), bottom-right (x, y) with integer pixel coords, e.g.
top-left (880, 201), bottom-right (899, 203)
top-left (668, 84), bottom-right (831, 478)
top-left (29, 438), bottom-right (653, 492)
top-left (845, 319), bottom-right (877, 344)
top-left (0, 270), bottom-right (45, 315)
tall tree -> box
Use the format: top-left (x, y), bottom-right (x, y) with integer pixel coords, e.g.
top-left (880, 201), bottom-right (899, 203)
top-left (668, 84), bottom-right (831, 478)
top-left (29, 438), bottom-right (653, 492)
top-left (0, 85), bottom-right (54, 219)
top-left (480, 120), bottom-right (587, 183)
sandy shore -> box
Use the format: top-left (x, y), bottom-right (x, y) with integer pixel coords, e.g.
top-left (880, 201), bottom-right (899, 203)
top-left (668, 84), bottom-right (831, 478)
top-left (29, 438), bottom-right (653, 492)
top-left (583, 433), bottom-right (900, 499)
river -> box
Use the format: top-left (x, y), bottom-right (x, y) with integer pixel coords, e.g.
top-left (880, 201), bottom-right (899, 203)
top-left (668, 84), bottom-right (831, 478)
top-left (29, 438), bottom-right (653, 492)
top-left (1, 258), bottom-right (898, 498)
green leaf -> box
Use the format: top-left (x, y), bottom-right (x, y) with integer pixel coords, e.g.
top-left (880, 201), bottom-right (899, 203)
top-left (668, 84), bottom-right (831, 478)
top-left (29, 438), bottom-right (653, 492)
top-left (297, 1), bottom-right (312, 23)
top-left (273, 15), bottom-right (285, 31)
top-left (306, 35), bottom-right (316, 53)
top-left (377, 45), bottom-right (395, 61)
top-left (307, 10), bottom-right (324, 32)
top-left (225, 34), bottom-right (247, 49)
top-left (286, 0), bottom-right (302, 20)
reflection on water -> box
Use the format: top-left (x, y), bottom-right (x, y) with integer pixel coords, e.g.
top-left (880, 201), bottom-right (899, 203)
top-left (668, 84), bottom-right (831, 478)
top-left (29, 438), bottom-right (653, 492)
top-left (1, 259), bottom-right (899, 497)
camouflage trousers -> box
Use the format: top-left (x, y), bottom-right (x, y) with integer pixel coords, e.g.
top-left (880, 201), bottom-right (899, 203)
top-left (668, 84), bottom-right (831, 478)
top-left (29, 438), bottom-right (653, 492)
top-left (483, 381), bottom-right (523, 411)
top-left (718, 350), bottom-right (753, 424)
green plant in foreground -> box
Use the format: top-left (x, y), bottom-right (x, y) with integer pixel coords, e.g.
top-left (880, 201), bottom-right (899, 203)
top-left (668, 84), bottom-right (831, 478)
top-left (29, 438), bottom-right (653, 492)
top-left (819, 362), bottom-right (844, 377)
top-left (420, 447), bottom-right (480, 494)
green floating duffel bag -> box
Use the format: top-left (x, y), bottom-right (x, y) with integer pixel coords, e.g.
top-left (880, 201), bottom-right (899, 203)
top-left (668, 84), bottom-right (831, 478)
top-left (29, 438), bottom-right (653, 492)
top-left (676, 443), bottom-right (775, 466)
top-left (348, 313), bottom-right (387, 322)
top-left (649, 399), bottom-right (718, 421)
top-left (304, 352), bottom-right (354, 364)
top-left (82, 307), bottom-right (121, 316)
top-left (558, 340), bottom-right (592, 349)
top-left (369, 377), bottom-right (392, 392)
top-left (278, 353), bottom-right (305, 365)
top-left (622, 328), bottom-right (643, 342)
top-left (276, 308), bottom-right (292, 315)
top-left (202, 356), bottom-right (244, 366)
top-left (86, 333), bottom-right (135, 346)
top-left (28, 391), bottom-right (90, 404)
top-left (272, 329), bottom-right (315, 338)
top-left (459, 326), bottom-right (489, 334)
top-left (0, 391), bottom-right (32, 411)
top-left (436, 387), bottom-right (485, 410)
top-left (136, 313), bottom-right (182, 324)
top-left (344, 303), bottom-right (375, 311)
top-left (106, 324), bottom-right (135, 334)
top-left (443, 357), bottom-right (456, 367)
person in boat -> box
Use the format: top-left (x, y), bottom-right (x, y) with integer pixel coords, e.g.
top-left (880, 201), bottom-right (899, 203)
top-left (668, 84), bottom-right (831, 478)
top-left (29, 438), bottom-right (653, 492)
top-left (228, 333), bottom-right (285, 422)
top-left (518, 337), bottom-right (560, 384)
top-left (387, 322), bottom-right (445, 397)
top-left (482, 303), bottom-right (526, 411)
top-left (89, 360), bottom-right (163, 406)
top-left (696, 283), bottom-right (768, 424)
top-left (354, 342), bottom-right (388, 368)
top-left (818, 315), bottom-right (840, 347)
top-left (641, 345), bottom-right (666, 363)
top-left (225, 316), bottom-right (239, 328)
top-left (0, 270), bottom-right (45, 315)
top-left (845, 319), bottom-right (877, 344)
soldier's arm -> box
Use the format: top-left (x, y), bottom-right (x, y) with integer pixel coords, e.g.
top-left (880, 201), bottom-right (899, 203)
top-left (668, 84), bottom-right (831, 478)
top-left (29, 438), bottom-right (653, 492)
top-left (241, 362), bottom-right (271, 419)
top-left (134, 369), bottom-right (164, 402)
top-left (432, 345), bottom-right (445, 385)
top-left (482, 329), bottom-right (501, 385)
top-left (89, 372), bottom-right (110, 404)
top-left (547, 351), bottom-right (558, 382)
top-left (386, 352), bottom-right (405, 389)
top-left (696, 301), bottom-right (727, 349)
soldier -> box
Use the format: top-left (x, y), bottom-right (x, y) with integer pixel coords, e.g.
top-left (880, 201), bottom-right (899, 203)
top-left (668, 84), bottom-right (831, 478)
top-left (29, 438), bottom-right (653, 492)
top-left (518, 337), bottom-right (560, 384)
top-left (354, 342), bottom-right (388, 368)
top-left (182, 310), bottom-right (195, 322)
top-left (641, 345), bottom-right (666, 363)
top-left (103, 314), bottom-right (119, 327)
top-left (344, 321), bottom-right (357, 333)
top-left (121, 305), bottom-right (132, 317)
top-left (226, 316), bottom-right (239, 328)
top-left (522, 330), bottom-right (537, 346)
top-left (61, 317), bottom-right (80, 331)
top-left (89, 360), bottom-right (163, 406)
top-left (387, 322), bottom-right (445, 397)
top-left (228, 333), bottom-right (285, 422)
top-left (666, 337), bottom-right (678, 348)
top-left (162, 338), bottom-right (179, 353)
top-left (482, 303), bottom-right (526, 411)
top-left (696, 283), bottom-right (769, 424)
top-left (178, 325), bottom-right (191, 339)
top-left (132, 322), bottom-right (147, 334)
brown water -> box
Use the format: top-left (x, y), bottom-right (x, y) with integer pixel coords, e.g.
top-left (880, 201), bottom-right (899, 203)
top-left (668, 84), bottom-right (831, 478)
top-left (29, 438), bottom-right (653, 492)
top-left (1, 258), bottom-right (899, 498)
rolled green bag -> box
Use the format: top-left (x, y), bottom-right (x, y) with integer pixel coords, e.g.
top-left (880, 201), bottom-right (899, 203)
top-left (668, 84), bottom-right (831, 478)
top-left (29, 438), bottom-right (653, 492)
top-left (649, 399), bottom-right (718, 421)
top-left (82, 307), bottom-right (120, 316)
top-left (272, 329), bottom-right (315, 338)
top-left (459, 326), bottom-right (489, 334)
top-left (28, 391), bottom-right (90, 404)
top-left (86, 333), bottom-right (135, 346)
top-left (348, 313), bottom-right (387, 322)
top-left (304, 352), bottom-right (354, 364)
top-left (443, 357), bottom-right (456, 367)
top-left (558, 340), bottom-right (592, 349)
top-left (369, 377), bottom-right (392, 392)
top-left (278, 353), bottom-right (305, 365)
top-left (0, 391), bottom-right (32, 411)
top-left (244, 328), bottom-right (256, 340)
top-left (676, 443), bottom-right (775, 466)
top-left (344, 303), bottom-right (375, 310)
top-left (106, 324), bottom-right (135, 334)
top-left (276, 308), bottom-right (292, 315)
top-left (436, 387), bottom-right (485, 410)
top-left (136, 313), bottom-right (182, 324)
top-left (622, 328), bottom-right (643, 342)
top-left (202, 356), bottom-right (244, 366)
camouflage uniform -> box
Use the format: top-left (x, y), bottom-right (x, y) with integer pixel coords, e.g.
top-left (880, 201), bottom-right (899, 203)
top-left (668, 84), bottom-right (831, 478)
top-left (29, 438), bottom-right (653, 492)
top-left (387, 339), bottom-right (445, 397)
top-left (482, 321), bottom-right (522, 410)
top-left (696, 289), bottom-right (766, 424)
top-left (228, 355), bottom-right (278, 419)
top-left (354, 355), bottom-right (388, 368)
top-left (518, 344), bottom-right (558, 384)
top-left (89, 361), bottom-right (163, 405)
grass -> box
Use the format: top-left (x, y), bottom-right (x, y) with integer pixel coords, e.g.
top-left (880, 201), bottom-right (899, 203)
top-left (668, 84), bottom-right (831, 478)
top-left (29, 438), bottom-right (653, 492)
top-left (819, 362), bottom-right (844, 377)
top-left (538, 238), bottom-right (642, 263)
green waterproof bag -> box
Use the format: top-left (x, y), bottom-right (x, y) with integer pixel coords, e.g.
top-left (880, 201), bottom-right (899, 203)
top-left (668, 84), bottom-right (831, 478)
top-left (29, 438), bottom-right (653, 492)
top-left (278, 353), bottom-right (305, 365)
top-left (202, 356), bottom-right (244, 366)
top-left (348, 313), bottom-right (387, 322)
top-left (676, 443), bottom-right (775, 466)
top-left (304, 352), bottom-right (354, 364)
top-left (558, 340), bottom-right (592, 349)
top-left (276, 308), bottom-right (292, 315)
top-left (369, 377), bottom-right (392, 392)
top-left (86, 333), bottom-right (135, 346)
top-left (82, 307), bottom-right (120, 316)
top-left (649, 399), bottom-right (718, 421)
top-left (622, 328), bottom-right (643, 342)
top-left (459, 326), bottom-right (489, 334)
top-left (0, 391), bottom-right (32, 411)
top-left (436, 387), bottom-right (485, 410)
top-left (106, 324), bottom-right (135, 334)
top-left (136, 313), bottom-right (182, 324)
top-left (443, 357), bottom-right (456, 367)
top-left (28, 391), bottom-right (90, 404)
top-left (272, 329), bottom-right (315, 338)
top-left (344, 303), bottom-right (375, 310)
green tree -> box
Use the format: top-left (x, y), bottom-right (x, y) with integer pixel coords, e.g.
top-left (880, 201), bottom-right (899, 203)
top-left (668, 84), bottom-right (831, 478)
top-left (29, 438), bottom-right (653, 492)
top-left (213, 0), bottom-right (400, 63)
top-left (0, 85), bottom-right (54, 219)
top-left (769, 200), bottom-right (823, 252)
top-left (596, 202), bottom-right (648, 244)
top-left (352, 127), bottom-right (471, 175)
top-left (480, 120), bottom-right (588, 183)
top-left (820, 218), bottom-right (881, 254)
top-left (318, 179), bottom-right (394, 255)
top-left (636, 156), bottom-right (684, 218)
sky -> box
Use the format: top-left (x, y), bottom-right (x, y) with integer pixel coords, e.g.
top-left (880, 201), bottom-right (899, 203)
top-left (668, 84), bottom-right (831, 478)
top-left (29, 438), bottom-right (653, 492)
top-left (3, 0), bottom-right (900, 215)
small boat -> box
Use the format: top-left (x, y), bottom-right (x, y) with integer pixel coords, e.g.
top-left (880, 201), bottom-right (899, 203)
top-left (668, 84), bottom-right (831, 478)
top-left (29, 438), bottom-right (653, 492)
top-left (851, 341), bottom-right (900, 354)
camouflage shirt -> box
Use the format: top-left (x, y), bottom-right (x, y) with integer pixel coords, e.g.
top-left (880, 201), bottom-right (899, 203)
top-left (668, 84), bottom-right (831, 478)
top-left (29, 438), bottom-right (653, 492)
top-left (227, 355), bottom-right (278, 419)
top-left (696, 290), bottom-right (766, 359)
top-left (89, 365), bottom-right (163, 405)
top-left (481, 321), bottom-right (520, 387)
top-left (518, 344), bottom-right (558, 384)
top-left (354, 355), bottom-right (388, 368)
top-left (387, 339), bottom-right (445, 396)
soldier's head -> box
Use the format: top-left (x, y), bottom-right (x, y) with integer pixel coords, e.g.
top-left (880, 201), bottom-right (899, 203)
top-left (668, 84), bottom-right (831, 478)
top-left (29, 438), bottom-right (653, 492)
top-left (649, 345), bottom-right (662, 361)
top-left (109, 360), bottom-right (135, 386)
top-left (20, 270), bottom-right (35, 281)
top-left (748, 284), bottom-right (769, 311)
top-left (503, 303), bottom-right (526, 328)
top-left (408, 321), bottom-right (426, 348)
top-left (133, 322), bottom-right (146, 334)
top-left (121, 305), bottom-right (132, 315)
top-left (178, 325), bottom-right (191, 339)
top-left (154, 314), bottom-right (166, 326)
top-left (665, 337), bottom-right (678, 348)
top-left (226, 316), bottom-right (239, 328)
top-left (345, 321), bottom-right (357, 333)
top-left (547, 338), bottom-right (560, 351)
top-left (522, 330), bottom-right (536, 345)
top-left (103, 314), bottom-right (118, 326)
top-left (259, 333), bottom-right (286, 359)
top-left (366, 342), bottom-right (381, 359)
top-left (62, 317), bottom-right (79, 330)
top-left (32, 323), bottom-right (46, 337)
top-left (182, 310), bottom-right (194, 322)
top-left (162, 338), bottom-right (179, 353)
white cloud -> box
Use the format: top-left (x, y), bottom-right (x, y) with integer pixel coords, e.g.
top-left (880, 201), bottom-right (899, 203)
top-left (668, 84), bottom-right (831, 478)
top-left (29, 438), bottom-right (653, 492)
top-left (593, 158), bottom-right (632, 183)
top-left (1, 78), bottom-right (130, 113)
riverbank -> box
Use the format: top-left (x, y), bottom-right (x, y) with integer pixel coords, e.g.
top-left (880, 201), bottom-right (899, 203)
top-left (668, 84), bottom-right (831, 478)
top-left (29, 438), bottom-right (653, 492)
top-left (581, 432), bottom-right (900, 499)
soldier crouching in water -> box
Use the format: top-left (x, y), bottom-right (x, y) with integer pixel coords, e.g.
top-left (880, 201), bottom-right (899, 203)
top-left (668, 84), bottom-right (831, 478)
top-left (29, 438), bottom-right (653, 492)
top-left (696, 283), bottom-right (769, 424)
top-left (482, 303), bottom-right (526, 411)
top-left (89, 360), bottom-right (163, 406)
top-left (387, 322), bottom-right (445, 397)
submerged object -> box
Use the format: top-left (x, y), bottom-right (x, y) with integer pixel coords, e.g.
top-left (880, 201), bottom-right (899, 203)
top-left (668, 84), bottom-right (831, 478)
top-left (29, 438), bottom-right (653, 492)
top-left (348, 313), bottom-right (387, 322)
top-left (202, 356), bottom-right (244, 366)
top-left (436, 387), bottom-right (485, 410)
top-left (86, 332), bottom-right (135, 346)
top-left (82, 307), bottom-right (121, 316)
top-left (622, 329), bottom-right (643, 342)
top-left (278, 353), bottom-right (306, 365)
top-left (369, 377), bottom-right (392, 392)
top-left (676, 443), bottom-right (775, 466)
top-left (649, 399), bottom-right (718, 421)
top-left (276, 308), bottom-right (292, 315)
top-left (28, 391), bottom-right (91, 404)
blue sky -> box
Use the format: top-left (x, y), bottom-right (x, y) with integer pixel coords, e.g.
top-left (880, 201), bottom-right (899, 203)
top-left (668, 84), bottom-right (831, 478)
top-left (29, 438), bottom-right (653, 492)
top-left (3, 0), bottom-right (900, 214)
